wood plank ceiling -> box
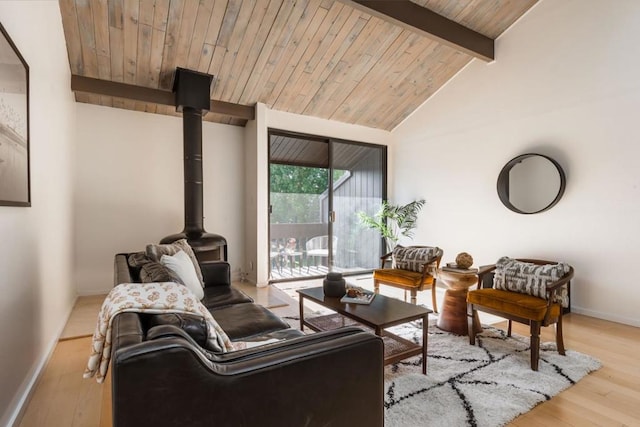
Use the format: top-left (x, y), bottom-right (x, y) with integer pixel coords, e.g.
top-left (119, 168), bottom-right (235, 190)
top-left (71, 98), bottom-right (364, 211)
top-left (59, 0), bottom-right (537, 130)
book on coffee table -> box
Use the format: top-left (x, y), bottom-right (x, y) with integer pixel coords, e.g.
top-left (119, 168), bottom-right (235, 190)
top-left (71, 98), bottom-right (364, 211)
top-left (340, 289), bottom-right (375, 305)
top-left (441, 265), bottom-right (479, 274)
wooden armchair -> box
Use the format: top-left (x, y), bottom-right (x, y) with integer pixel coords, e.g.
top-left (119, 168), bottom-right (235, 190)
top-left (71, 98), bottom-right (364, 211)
top-left (373, 246), bottom-right (443, 311)
top-left (467, 258), bottom-right (574, 371)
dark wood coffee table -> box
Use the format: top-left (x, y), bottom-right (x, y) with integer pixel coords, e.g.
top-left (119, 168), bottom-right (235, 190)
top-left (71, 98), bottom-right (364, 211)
top-left (297, 287), bottom-right (431, 374)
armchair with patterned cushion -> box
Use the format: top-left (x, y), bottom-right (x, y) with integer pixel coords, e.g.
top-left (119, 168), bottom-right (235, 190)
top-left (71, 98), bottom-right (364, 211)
top-left (466, 257), bottom-right (574, 371)
top-left (373, 245), bottom-right (443, 310)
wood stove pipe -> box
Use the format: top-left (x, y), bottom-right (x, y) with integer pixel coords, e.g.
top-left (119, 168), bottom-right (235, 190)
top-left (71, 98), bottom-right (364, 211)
top-left (160, 68), bottom-right (227, 261)
top-left (182, 106), bottom-right (204, 234)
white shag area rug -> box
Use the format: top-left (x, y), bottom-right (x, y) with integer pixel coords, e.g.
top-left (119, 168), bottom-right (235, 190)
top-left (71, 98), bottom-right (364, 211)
top-left (384, 321), bottom-right (602, 427)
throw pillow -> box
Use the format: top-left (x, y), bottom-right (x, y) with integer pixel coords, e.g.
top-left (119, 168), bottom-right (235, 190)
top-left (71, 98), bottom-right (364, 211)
top-left (160, 250), bottom-right (205, 300)
top-left (146, 239), bottom-right (204, 287)
top-left (127, 251), bottom-right (151, 267)
top-left (126, 251), bottom-right (151, 282)
top-left (140, 261), bottom-right (184, 285)
top-left (493, 256), bottom-right (571, 307)
top-left (392, 245), bottom-right (439, 273)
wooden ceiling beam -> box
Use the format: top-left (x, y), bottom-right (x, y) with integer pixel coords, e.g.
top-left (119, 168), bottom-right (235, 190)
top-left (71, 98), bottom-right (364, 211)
top-left (70, 75), bottom-right (255, 120)
top-left (339, 0), bottom-right (495, 62)
top-left (71, 75), bottom-right (174, 104)
top-left (209, 99), bottom-right (255, 120)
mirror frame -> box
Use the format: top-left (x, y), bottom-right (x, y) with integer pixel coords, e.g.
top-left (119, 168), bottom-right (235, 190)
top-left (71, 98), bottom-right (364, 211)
top-left (497, 153), bottom-right (566, 214)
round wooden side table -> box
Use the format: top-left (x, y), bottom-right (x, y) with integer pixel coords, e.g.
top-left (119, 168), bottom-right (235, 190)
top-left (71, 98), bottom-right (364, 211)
top-left (436, 269), bottom-right (482, 336)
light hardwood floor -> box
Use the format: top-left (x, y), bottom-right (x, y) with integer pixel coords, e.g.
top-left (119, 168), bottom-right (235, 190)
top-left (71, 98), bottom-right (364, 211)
top-left (16, 285), bottom-right (640, 427)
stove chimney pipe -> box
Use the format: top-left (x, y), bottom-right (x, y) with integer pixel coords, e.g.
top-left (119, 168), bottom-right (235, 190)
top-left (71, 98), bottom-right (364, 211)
top-left (160, 68), bottom-right (227, 262)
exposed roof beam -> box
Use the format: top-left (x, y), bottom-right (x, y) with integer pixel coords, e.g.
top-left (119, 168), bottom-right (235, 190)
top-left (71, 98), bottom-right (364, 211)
top-left (340, 0), bottom-right (494, 62)
top-left (71, 75), bottom-right (173, 105)
top-left (70, 75), bottom-right (256, 120)
top-left (208, 99), bottom-right (256, 120)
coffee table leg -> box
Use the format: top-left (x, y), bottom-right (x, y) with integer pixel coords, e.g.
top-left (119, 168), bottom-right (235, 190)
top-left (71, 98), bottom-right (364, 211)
top-left (299, 295), bottom-right (304, 331)
top-left (422, 314), bottom-right (428, 374)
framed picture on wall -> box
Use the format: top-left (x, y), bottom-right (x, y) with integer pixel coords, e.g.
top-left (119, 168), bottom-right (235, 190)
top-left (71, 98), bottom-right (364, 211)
top-left (0, 22), bottom-right (30, 207)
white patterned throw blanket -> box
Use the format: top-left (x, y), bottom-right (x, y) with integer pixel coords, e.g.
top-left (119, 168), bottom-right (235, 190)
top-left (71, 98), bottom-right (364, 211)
top-left (83, 282), bottom-right (234, 383)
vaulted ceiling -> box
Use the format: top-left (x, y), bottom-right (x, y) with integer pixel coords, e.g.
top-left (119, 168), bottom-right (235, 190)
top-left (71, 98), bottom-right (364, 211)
top-left (59, 0), bottom-right (537, 130)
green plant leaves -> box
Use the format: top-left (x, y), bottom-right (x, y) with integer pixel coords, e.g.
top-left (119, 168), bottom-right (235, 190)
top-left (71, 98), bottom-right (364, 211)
top-left (357, 199), bottom-right (425, 250)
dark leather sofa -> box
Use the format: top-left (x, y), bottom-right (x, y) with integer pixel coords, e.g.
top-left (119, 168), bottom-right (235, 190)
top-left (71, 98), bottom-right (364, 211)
top-left (112, 254), bottom-right (384, 427)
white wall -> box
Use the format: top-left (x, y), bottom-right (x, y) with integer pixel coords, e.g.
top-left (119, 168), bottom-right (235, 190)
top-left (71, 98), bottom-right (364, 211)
top-left (392, 0), bottom-right (640, 326)
top-left (74, 104), bottom-right (245, 294)
top-left (0, 2), bottom-right (76, 425)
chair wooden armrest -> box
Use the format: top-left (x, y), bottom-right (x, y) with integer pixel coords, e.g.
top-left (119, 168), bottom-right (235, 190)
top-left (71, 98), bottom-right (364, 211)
top-left (419, 251), bottom-right (443, 282)
top-left (545, 267), bottom-right (574, 293)
top-left (477, 264), bottom-right (496, 276)
top-left (379, 252), bottom-right (393, 268)
top-left (475, 264), bottom-right (497, 290)
top-left (542, 266), bottom-right (574, 322)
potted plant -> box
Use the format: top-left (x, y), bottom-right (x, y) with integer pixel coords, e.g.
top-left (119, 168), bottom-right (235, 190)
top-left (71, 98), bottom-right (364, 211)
top-left (357, 199), bottom-right (425, 253)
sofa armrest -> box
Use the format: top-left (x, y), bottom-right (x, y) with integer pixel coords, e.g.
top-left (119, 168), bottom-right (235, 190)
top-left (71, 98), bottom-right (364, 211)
top-left (199, 261), bottom-right (231, 287)
top-left (114, 253), bottom-right (133, 286)
top-left (111, 312), bottom-right (145, 354)
top-left (145, 324), bottom-right (367, 363)
top-left (211, 326), bottom-right (369, 362)
top-left (112, 328), bottom-right (384, 427)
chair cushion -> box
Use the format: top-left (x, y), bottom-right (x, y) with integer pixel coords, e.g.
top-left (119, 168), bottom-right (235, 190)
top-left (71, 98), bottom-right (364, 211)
top-left (373, 268), bottom-right (433, 288)
top-left (467, 288), bottom-right (561, 321)
top-left (392, 245), bottom-right (438, 273)
top-left (493, 257), bottom-right (571, 307)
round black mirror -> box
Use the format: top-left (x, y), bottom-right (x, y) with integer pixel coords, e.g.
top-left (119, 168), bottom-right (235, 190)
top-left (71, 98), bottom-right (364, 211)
top-left (497, 153), bottom-right (566, 214)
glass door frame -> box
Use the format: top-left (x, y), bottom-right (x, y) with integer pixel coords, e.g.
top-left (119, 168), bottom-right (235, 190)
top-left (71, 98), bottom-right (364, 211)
top-left (268, 128), bottom-right (387, 283)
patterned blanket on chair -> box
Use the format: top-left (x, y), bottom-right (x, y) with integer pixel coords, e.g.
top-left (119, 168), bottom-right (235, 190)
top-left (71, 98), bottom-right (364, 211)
top-left (83, 282), bottom-right (234, 383)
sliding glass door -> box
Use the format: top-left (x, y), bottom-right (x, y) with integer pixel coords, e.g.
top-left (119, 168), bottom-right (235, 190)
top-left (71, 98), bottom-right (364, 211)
top-left (330, 140), bottom-right (385, 274)
top-left (268, 130), bottom-right (386, 281)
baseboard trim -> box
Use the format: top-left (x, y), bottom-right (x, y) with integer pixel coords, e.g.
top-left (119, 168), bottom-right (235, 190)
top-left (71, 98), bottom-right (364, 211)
top-left (58, 333), bottom-right (93, 342)
top-left (76, 289), bottom-right (111, 297)
top-left (571, 306), bottom-right (640, 327)
top-left (3, 296), bottom-right (77, 427)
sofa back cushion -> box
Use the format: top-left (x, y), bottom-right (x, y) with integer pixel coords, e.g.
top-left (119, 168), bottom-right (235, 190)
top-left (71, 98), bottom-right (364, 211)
top-left (392, 246), bottom-right (439, 273)
top-left (493, 257), bottom-right (571, 307)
